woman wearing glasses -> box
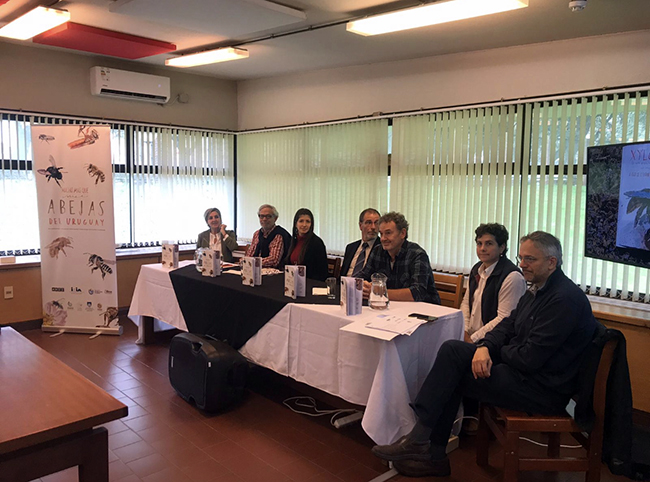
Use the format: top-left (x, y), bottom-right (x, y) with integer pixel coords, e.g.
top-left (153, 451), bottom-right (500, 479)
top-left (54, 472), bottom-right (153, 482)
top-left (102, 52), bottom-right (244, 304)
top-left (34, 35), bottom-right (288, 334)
top-left (244, 204), bottom-right (292, 268)
top-left (197, 207), bottom-right (239, 262)
top-left (284, 208), bottom-right (329, 281)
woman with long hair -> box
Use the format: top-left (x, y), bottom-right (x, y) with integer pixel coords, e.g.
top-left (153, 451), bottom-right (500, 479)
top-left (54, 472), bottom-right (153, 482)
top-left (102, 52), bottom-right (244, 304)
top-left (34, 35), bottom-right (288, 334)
top-left (284, 208), bottom-right (328, 281)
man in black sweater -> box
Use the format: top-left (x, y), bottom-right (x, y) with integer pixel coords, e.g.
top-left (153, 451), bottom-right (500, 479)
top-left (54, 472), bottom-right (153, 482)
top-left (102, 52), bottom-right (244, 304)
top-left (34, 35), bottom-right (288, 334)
top-left (372, 231), bottom-right (597, 478)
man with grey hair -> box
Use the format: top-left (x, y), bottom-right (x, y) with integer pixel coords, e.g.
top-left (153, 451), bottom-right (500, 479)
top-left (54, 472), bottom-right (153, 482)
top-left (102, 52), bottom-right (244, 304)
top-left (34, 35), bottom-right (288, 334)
top-left (371, 231), bottom-right (597, 478)
top-left (245, 204), bottom-right (291, 268)
top-left (358, 211), bottom-right (440, 304)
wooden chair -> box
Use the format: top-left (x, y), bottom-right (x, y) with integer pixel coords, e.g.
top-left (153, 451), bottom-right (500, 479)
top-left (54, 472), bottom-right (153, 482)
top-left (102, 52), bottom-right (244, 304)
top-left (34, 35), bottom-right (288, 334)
top-left (476, 337), bottom-right (618, 482)
top-left (327, 256), bottom-right (342, 279)
top-left (232, 244), bottom-right (250, 260)
top-left (432, 272), bottom-right (464, 309)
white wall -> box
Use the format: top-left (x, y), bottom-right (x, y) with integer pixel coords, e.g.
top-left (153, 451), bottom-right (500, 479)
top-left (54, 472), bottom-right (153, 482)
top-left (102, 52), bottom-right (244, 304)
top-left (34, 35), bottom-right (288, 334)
top-left (0, 42), bottom-right (238, 130)
top-left (237, 30), bottom-right (650, 130)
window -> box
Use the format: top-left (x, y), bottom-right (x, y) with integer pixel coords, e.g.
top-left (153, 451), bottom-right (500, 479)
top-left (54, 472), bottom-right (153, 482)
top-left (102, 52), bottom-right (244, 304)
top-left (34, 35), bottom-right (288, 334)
top-left (0, 112), bottom-right (234, 254)
top-left (521, 92), bottom-right (649, 302)
top-left (237, 120), bottom-right (389, 253)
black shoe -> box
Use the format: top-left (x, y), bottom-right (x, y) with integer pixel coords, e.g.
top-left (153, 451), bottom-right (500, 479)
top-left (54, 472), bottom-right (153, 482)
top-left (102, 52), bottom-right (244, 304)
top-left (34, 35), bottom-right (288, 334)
top-left (461, 418), bottom-right (479, 436)
top-left (371, 436), bottom-right (431, 461)
top-left (393, 457), bottom-right (451, 477)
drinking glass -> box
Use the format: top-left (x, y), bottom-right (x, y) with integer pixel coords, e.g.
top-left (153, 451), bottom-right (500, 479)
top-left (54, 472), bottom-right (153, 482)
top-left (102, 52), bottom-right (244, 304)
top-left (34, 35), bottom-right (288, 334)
top-left (325, 277), bottom-right (337, 299)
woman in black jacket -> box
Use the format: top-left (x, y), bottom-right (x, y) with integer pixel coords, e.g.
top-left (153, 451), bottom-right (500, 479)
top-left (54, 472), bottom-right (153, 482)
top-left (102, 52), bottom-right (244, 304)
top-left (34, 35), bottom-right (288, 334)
top-left (284, 208), bottom-right (329, 281)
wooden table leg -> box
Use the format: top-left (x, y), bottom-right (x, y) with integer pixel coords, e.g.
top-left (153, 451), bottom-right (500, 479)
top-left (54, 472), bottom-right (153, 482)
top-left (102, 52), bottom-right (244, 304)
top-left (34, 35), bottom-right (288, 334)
top-left (139, 315), bottom-right (155, 345)
top-left (79, 427), bottom-right (109, 482)
top-left (0, 427), bottom-right (109, 482)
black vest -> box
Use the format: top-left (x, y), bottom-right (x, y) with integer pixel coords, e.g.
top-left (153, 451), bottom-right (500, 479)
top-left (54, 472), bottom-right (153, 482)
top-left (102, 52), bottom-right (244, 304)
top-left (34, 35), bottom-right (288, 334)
top-left (254, 225), bottom-right (291, 259)
top-left (468, 256), bottom-right (520, 326)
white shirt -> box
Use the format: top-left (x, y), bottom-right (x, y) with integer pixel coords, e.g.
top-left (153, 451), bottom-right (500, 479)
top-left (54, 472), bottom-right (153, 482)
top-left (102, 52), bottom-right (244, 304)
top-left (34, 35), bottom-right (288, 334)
top-left (209, 232), bottom-right (228, 259)
top-left (461, 262), bottom-right (527, 342)
top-left (346, 237), bottom-right (378, 277)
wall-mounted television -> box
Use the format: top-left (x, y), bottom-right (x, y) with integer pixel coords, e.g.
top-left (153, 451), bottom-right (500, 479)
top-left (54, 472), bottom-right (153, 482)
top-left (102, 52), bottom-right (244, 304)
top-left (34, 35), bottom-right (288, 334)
top-left (585, 141), bottom-right (650, 269)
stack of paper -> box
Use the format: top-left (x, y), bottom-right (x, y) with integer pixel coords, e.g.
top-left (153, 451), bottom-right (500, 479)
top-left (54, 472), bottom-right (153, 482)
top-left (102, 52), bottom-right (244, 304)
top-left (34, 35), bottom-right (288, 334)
top-left (341, 314), bottom-right (434, 341)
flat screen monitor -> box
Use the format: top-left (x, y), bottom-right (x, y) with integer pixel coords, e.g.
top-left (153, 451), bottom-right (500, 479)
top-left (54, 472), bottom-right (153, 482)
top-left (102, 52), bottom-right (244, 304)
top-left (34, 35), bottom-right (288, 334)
top-left (585, 141), bottom-right (650, 269)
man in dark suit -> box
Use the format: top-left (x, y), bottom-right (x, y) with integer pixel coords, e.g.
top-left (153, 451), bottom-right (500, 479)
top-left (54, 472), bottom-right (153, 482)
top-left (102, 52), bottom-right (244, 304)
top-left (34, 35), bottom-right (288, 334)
top-left (341, 208), bottom-right (381, 278)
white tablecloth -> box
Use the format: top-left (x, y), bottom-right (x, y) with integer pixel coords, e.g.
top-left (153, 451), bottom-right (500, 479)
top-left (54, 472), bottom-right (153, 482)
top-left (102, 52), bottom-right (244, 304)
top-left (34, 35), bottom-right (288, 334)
top-left (128, 263), bottom-right (464, 444)
top-left (128, 261), bottom-right (193, 342)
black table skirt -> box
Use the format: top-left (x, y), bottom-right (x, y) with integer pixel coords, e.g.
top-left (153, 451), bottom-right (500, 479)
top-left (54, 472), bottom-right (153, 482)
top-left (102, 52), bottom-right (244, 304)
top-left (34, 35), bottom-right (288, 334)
top-left (169, 265), bottom-right (338, 349)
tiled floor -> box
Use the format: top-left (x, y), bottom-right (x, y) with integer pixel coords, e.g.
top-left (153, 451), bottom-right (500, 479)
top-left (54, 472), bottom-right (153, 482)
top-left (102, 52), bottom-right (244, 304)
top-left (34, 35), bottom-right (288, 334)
top-left (21, 318), bottom-right (633, 482)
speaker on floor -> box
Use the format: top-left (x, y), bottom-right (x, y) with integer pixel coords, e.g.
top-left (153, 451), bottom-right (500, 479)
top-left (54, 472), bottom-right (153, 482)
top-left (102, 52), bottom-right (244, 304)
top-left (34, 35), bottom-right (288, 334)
top-left (169, 333), bottom-right (248, 411)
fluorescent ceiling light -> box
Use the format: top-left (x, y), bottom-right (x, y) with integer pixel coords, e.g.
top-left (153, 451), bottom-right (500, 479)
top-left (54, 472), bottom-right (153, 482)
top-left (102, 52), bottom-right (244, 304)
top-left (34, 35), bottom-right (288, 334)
top-left (0, 6), bottom-right (70, 40)
top-left (165, 47), bottom-right (249, 68)
top-left (347, 0), bottom-right (528, 36)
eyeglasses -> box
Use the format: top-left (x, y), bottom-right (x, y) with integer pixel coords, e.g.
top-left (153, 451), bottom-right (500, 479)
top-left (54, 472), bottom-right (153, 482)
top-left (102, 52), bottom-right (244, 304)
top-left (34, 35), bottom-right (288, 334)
top-left (516, 255), bottom-right (546, 265)
top-left (258, 214), bottom-right (273, 219)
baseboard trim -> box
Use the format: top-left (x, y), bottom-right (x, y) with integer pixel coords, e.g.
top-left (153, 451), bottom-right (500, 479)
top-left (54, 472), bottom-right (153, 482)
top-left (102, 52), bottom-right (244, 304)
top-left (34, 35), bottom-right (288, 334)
top-left (4, 318), bottom-right (42, 332)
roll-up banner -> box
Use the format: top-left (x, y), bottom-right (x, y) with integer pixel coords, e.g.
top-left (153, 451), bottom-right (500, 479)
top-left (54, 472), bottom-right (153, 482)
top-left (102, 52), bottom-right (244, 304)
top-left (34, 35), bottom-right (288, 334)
top-left (32, 125), bottom-right (121, 335)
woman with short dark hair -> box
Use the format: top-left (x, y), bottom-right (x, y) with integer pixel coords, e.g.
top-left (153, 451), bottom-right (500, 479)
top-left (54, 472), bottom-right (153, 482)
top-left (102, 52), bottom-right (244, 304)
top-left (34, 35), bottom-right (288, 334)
top-left (461, 223), bottom-right (526, 343)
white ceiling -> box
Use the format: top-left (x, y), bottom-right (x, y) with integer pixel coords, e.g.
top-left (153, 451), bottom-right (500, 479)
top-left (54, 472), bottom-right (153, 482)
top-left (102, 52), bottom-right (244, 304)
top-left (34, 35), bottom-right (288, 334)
top-left (1, 0), bottom-right (650, 81)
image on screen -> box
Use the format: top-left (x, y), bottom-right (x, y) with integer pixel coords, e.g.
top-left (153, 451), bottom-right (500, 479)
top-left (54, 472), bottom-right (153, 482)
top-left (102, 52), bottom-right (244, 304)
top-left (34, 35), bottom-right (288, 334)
top-left (585, 141), bottom-right (650, 269)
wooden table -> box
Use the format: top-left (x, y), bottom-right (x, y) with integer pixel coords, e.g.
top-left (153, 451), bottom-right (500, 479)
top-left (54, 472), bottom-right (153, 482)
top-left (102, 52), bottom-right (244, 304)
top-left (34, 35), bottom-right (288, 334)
top-left (0, 327), bottom-right (128, 482)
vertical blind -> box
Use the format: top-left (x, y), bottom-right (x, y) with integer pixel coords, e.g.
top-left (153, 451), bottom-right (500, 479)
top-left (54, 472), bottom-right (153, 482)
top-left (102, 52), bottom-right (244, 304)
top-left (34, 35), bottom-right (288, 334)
top-left (520, 92), bottom-right (650, 302)
top-left (130, 126), bottom-right (234, 244)
top-left (237, 120), bottom-right (389, 253)
top-left (0, 112), bottom-right (234, 252)
top-left (391, 105), bottom-right (523, 273)
top-left (2, 90), bottom-right (648, 304)
top-left (0, 114), bottom-right (38, 252)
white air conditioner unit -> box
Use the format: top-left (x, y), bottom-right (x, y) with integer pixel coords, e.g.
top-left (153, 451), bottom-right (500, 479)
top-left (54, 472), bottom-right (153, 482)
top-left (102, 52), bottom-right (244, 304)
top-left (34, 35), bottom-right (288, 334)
top-left (90, 66), bottom-right (170, 104)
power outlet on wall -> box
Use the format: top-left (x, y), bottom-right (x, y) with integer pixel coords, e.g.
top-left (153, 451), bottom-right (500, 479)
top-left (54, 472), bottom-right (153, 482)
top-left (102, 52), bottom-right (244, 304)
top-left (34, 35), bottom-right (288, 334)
top-left (4, 286), bottom-right (13, 299)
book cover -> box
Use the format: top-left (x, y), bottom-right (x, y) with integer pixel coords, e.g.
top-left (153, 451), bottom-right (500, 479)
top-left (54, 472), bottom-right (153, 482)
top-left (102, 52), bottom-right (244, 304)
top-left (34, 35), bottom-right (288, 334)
top-left (201, 249), bottom-right (221, 277)
top-left (161, 243), bottom-right (179, 269)
top-left (340, 276), bottom-right (362, 316)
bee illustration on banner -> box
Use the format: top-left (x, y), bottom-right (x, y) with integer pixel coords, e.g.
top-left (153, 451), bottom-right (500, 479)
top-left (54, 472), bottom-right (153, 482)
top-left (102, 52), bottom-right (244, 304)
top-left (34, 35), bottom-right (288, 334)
top-left (43, 299), bottom-right (68, 326)
top-left (84, 163), bottom-right (106, 184)
top-left (68, 126), bottom-right (99, 149)
top-left (37, 155), bottom-right (65, 187)
top-left (45, 236), bottom-right (73, 258)
top-left (97, 306), bottom-right (119, 328)
top-left (38, 134), bottom-right (55, 144)
top-left (85, 253), bottom-right (116, 279)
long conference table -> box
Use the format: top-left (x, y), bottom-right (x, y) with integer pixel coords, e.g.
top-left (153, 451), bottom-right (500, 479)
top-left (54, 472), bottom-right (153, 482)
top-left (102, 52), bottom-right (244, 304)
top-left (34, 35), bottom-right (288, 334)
top-left (128, 262), bottom-right (464, 445)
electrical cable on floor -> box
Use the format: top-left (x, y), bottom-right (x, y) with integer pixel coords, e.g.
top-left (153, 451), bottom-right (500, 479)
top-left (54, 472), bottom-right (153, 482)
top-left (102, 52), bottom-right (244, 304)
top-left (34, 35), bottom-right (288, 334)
top-left (282, 396), bottom-right (359, 426)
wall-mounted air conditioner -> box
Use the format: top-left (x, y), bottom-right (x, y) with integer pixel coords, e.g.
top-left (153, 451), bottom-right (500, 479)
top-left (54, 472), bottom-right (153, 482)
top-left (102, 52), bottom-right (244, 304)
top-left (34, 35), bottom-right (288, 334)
top-left (90, 66), bottom-right (170, 104)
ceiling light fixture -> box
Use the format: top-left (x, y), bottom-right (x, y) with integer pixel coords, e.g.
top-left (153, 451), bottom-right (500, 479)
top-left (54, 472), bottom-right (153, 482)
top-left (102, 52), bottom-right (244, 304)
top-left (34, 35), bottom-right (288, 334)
top-left (165, 47), bottom-right (249, 68)
top-left (0, 6), bottom-right (70, 40)
top-left (346, 0), bottom-right (528, 36)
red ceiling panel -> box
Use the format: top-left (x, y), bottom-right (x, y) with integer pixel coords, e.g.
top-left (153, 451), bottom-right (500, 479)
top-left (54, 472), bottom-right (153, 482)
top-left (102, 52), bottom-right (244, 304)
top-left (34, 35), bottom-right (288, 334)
top-left (32, 23), bottom-right (176, 59)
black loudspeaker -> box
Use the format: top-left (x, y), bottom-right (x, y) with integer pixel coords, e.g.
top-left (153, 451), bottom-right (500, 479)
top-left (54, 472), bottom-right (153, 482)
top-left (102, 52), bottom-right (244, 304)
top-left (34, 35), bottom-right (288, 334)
top-left (169, 333), bottom-right (248, 411)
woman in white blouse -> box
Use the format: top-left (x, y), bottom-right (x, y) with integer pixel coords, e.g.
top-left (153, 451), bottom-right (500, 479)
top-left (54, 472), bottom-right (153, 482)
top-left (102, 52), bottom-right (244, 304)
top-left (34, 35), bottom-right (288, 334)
top-left (196, 208), bottom-right (238, 262)
top-left (461, 223), bottom-right (527, 343)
